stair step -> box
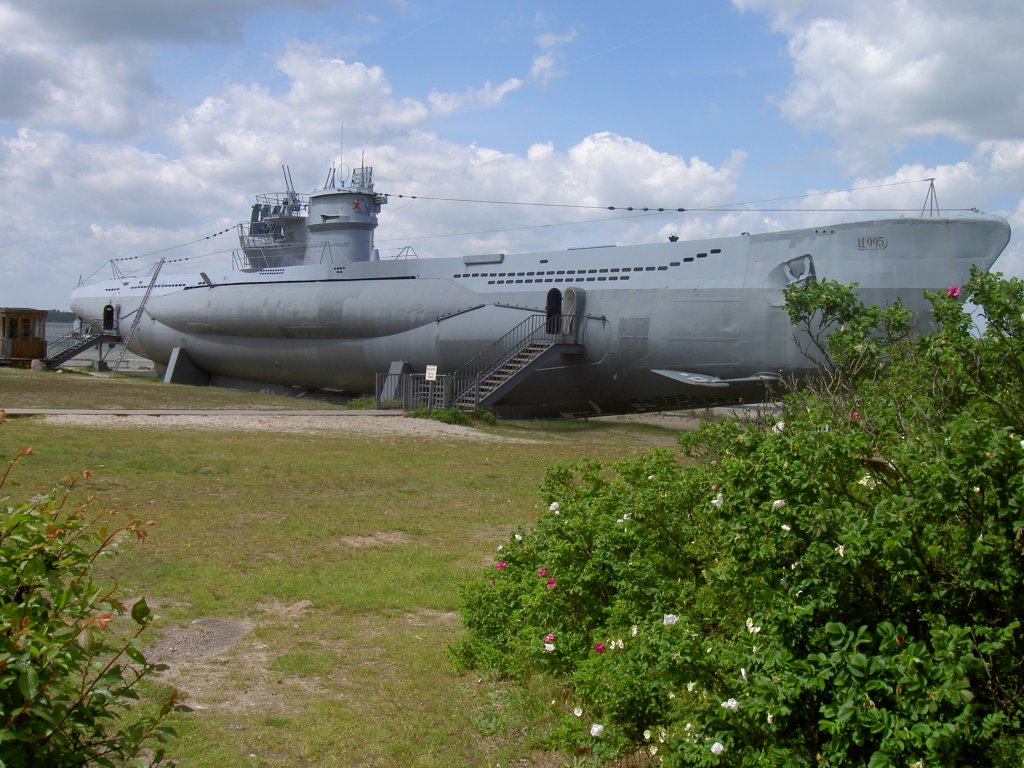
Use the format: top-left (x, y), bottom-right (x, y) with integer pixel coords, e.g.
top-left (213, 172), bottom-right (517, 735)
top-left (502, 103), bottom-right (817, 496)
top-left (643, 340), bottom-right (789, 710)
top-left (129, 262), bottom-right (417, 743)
top-left (451, 334), bottom-right (576, 410)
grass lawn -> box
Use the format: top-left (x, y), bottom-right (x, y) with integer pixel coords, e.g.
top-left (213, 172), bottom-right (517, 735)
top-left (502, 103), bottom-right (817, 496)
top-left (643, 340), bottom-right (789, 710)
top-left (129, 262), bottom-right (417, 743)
top-left (1, 368), bottom-right (686, 767)
top-left (0, 366), bottom-right (351, 410)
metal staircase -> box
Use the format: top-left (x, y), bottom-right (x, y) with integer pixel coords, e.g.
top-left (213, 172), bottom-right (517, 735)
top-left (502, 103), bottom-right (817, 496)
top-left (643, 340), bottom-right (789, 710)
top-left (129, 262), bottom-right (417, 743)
top-left (450, 314), bottom-right (583, 411)
top-left (44, 326), bottom-right (118, 367)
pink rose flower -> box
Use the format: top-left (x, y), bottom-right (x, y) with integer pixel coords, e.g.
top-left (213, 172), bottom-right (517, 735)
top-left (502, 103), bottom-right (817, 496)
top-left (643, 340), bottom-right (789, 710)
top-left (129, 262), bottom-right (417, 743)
top-left (947, 285), bottom-right (961, 298)
top-left (546, 578), bottom-right (557, 589)
top-left (495, 561), bottom-right (508, 570)
top-left (537, 567), bottom-right (548, 576)
top-left (593, 642), bottom-right (605, 653)
top-left (544, 633), bottom-right (555, 642)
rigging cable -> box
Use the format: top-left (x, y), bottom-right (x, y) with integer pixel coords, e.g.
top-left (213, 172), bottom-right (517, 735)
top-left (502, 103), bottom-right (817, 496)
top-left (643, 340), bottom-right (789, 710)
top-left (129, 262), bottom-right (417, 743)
top-left (110, 226), bottom-right (235, 263)
top-left (384, 177), bottom-right (954, 214)
top-left (98, 177), bottom-right (971, 270)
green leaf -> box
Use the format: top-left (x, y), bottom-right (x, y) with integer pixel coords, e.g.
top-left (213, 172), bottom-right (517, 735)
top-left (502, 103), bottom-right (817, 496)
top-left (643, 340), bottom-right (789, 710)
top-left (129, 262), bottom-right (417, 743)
top-left (130, 597), bottom-right (151, 625)
top-left (125, 644), bottom-right (147, 665)
top-left (17, 665), bottom-right (38, 701)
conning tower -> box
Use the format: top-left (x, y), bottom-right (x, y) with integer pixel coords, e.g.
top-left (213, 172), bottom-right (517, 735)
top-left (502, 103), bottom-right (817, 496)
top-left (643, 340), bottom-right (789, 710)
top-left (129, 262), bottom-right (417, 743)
top-left (305, 165), bottom-right (387, 264)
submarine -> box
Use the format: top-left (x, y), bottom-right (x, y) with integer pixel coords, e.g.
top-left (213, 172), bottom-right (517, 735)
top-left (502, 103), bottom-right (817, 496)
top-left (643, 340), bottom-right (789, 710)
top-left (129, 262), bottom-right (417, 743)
top-left (69, 162), bottom-right (1011, 418)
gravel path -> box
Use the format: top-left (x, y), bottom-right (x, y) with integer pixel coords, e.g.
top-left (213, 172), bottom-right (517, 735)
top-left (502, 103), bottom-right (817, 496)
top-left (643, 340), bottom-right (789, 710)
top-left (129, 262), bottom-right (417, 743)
top-left (41, 412), bottom-right (517, 440)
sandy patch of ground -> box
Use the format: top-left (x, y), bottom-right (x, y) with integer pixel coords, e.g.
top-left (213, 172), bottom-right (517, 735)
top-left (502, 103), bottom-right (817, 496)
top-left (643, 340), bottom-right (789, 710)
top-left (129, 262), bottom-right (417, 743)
top-left (146, 614), bottom-right (260, 711)
top-left (41, 412), bottom-right (518, 440)
top-left (146, 599), bottom-right (322, 712)
top-left (144, 598), bottom-right (459, 714)
top-left (335, 530), bottom-right (414, 549)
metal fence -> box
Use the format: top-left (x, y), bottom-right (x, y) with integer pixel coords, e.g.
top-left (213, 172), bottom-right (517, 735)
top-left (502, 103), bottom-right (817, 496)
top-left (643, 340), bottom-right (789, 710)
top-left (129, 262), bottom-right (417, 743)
top-left (375, 372), bottom-right (482, 412)
top-left (374, 312), bottom-right (594, 413)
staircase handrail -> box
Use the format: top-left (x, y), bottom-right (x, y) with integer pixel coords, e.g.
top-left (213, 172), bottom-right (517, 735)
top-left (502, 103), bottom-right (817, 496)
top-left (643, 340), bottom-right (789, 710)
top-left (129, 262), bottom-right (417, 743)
top-left (451, 313), bottom-right (562, 384)
top-left (44, 323), bottom-right (112, 361)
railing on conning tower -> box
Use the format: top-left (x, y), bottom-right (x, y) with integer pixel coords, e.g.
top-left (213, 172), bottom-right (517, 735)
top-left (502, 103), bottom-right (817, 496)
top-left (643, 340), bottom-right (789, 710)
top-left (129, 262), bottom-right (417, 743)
top-left (349, 166), bottom-right (373, 188)
top-left (235, 190), bottom-right (310, 270)
top-left (240, 193), bottom-right (308, 247)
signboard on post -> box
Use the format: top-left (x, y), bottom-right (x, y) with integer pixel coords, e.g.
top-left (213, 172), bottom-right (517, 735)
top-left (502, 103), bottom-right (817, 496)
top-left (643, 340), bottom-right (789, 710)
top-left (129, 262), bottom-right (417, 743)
top-left (424, 365), bottom-right (439, 414)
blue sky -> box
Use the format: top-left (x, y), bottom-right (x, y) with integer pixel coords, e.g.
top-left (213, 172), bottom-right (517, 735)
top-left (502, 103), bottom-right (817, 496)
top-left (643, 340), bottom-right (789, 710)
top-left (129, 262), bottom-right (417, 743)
top-left (1, 0), bottom-right (1022, 308)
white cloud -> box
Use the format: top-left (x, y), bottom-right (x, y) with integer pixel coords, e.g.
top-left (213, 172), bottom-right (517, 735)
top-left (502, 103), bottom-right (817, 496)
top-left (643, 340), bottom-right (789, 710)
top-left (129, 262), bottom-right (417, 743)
top-left (0, 33), bottom-right (155, 135)
top-left (278, 46), bottom-right (431, 136)
top-left (0, 126), bottom-right (237, 303)
top-left (536, 30), bottom-right (577, 49)
top-left (371, 132), bottom-right (746, 261)
top-left (529, 53), bottom-right (561, 85)
top-left (529, 26), bottom-right (576, 85)
top-left (0, 0), bottom-right (337, 136)
top-left (735, 0), bottom-right (1024, 173)
top-left (428, 78), bottom-right (524, 116)
top-left (1, 0), bottom-right (325, 45)
top-left (978, 140), bottom-right (1024, 177)
top-left (167, 46), bottom-right (435, 187)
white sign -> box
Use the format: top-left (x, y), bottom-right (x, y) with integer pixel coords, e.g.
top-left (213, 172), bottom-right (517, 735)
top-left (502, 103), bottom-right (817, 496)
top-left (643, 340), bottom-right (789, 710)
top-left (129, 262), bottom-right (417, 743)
top-left (425, 365), bottom-right (438, 381)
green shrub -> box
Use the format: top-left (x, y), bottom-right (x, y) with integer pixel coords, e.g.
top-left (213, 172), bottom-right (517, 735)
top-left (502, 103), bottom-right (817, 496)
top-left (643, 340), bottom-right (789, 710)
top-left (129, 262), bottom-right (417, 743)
top-left (405, 406), bottom-right (495, 426)
top-left (454, 270), bottom-right (1024, 765)
top-left (1, 433), bottom-right (182, 767)
top-left (343, 396), bottom-right (377, 410)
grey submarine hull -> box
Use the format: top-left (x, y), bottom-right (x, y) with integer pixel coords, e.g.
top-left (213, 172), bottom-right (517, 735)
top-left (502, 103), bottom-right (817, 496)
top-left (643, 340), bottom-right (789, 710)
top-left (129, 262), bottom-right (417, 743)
top-left (71, 212), bottom-right (1011, 418)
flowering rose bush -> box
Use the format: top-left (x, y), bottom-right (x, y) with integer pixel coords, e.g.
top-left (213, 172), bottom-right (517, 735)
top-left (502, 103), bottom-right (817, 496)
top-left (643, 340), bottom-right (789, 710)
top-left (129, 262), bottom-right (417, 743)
top-left (1, 436), bottom-right (183, 767)
top-left (454, 270), bottom-right (1024, 765)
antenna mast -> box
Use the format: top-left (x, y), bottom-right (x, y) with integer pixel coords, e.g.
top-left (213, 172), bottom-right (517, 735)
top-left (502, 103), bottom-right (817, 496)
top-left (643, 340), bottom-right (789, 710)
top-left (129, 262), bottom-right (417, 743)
top-left (920, 178), bottom-right (941, 217)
